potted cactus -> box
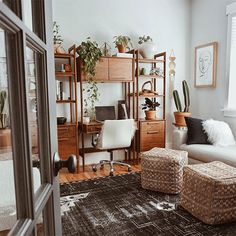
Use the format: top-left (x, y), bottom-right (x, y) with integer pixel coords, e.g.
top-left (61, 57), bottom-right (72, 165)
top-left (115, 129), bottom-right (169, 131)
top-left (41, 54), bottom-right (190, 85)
top-left (0, 90), bottom-right (7, 129)
top-left (173, 80), bottom-right (191, 126)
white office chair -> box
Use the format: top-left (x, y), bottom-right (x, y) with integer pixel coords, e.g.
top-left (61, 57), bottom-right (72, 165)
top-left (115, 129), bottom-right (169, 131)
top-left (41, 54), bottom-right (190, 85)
top-left (92, 119), bottom-right (136, 176)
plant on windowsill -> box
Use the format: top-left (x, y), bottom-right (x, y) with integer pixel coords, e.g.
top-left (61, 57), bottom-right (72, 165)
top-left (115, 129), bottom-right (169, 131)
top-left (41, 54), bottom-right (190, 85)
top-left (113, 35), bottom-right (133, 53)
top-left (77, 38), bottom-right (102, 121)
top-left (173, 80), bottom-right (191, 127)
top-left (141, 97), bottom-right (160, 120)
top-left (0, 90), bottom-right (7, 129)
top-left (53, 21), bottom-right (63, 54)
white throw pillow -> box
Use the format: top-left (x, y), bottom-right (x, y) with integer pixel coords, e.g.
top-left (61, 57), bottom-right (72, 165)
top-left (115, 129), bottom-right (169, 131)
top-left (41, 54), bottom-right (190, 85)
top-left (202, 119), bottom-right (236, 146)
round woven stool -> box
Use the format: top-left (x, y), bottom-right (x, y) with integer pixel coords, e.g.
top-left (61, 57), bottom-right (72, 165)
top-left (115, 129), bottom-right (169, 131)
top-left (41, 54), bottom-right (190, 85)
top-left (141, 147), bottom-right (188, 194)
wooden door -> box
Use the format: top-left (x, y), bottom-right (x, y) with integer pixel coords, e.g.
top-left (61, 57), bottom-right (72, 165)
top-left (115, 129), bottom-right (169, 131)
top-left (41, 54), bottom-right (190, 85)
top-left (109, 58), bottom-right (133, 81)
top-left (0, 0), bottom-right (62, 235)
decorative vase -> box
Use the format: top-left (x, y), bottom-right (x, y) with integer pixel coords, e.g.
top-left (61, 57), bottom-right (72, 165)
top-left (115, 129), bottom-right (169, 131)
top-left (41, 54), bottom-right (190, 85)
top-left (83, 116), bottom-right (90, 124)
top-left (139, 42), bottom-right (157, 59)
top-left (54, 43), bottom-right (63, 54)
top-left (145, 110), bottom-right (156, 120)
top-left (174, 112), bottom-right (191, 127)
top-left (0, 114), bottom-right (7, 129)
top-left (117, 44), bottom-right (126, 53)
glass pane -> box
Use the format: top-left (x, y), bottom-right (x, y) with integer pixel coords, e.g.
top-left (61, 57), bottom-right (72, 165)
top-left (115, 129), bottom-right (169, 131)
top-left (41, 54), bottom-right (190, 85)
top-left (1, 0), bottom-right (19, 16)
top-left (26, 46), bottom-right (42, 195)
top-left (0, 27), bottom-right (16, 236)
top-left (22, 0), bottom-right (45, 41)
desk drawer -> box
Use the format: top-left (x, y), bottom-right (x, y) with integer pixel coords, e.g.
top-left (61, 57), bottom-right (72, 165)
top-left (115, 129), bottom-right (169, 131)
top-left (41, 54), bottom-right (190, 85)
top-left (140, 120), bottom-right (164, 133)
top-left (58, 126), bottom-right (76, 139)
top-left (84, 124), bottom-right (102, 133)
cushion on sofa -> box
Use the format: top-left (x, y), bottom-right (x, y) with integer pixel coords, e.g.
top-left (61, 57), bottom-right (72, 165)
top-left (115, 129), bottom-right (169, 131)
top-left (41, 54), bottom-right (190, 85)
top-left (180, 143), bottom-right (236, 168)
top-left (185, 117), bottom-right (210, 145)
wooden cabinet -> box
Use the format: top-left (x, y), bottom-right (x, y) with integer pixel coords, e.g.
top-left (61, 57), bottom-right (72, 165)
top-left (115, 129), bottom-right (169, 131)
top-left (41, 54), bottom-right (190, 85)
top-left (57, 125), bottom-right (77, 160)
top-left (78, 57), bottom-right (133, 82)
top-left (139, 120), bottom-right (165, 152)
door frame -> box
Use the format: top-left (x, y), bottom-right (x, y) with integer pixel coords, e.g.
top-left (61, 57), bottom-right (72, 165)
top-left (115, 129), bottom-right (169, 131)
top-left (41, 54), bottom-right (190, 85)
top-left (0, 1), bottom-right (61, 235)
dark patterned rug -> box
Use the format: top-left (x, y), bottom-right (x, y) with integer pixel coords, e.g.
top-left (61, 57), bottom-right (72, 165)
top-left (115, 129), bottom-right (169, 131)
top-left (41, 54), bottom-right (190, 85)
top-left (60, 172), bottom-right (236, 236)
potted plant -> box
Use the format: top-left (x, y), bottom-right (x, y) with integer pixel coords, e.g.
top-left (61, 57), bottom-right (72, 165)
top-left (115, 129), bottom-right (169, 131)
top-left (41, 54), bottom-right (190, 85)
top-left (0, 90), bottom-right (7, 129)
top-left (141, 97), bottom-right (160, 120)
top-left (113, 35), bottom-right (132, 53)
top-left (53, 21), bottom-right (63, 53)
top-left (138, 35), bottom-right (157, 59)
top-left (77, 38), bottom-right (102, 120)
top-left (173, 80), bottom-right (191, 126)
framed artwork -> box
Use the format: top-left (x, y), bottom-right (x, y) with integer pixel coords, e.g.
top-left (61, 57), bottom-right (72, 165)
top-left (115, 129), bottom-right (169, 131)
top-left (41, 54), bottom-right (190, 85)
top-left (194, 42), bottom-right (218, 88)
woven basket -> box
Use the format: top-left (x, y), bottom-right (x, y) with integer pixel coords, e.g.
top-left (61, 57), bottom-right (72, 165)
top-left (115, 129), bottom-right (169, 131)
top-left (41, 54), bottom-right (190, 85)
top-left (141, 148), bottom-right (188, 194)
top-left (181, 161), bottom-right (236, 225)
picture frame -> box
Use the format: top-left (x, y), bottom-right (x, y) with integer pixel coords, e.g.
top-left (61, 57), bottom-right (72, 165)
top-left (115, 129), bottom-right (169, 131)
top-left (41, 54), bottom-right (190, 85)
top-left (194, 42), bottom-right (218, 88)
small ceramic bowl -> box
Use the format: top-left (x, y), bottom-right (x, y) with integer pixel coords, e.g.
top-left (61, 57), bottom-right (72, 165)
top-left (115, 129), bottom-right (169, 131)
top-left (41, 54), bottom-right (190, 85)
top-left (57, 117), bottom-right (67, 125)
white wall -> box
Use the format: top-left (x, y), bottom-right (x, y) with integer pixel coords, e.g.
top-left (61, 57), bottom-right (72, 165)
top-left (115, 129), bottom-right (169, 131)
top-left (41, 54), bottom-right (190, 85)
top-left (190, 0), bottom-right (236, 134)
top-left (52, 0), bottom-right (191, 164)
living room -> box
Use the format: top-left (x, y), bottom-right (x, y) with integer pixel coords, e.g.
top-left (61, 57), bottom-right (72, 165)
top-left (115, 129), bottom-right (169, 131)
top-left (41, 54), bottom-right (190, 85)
top-left (0, 0), bottom-right (236, 235)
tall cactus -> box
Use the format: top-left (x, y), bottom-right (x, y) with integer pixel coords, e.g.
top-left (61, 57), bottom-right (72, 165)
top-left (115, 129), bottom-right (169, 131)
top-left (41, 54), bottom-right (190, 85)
top-left (173, 90), bottom-right (182, 112)
top-left (182, 80), bottom-right (190, 112)
top-left (173, 80), bottom-right (190, 112)
top-left (0, 90), bottom-right (7, 114)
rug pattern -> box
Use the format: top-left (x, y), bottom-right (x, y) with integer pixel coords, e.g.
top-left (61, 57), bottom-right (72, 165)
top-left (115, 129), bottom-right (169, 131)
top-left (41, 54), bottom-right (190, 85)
top-left (60, 172), bottom-right (236, 236)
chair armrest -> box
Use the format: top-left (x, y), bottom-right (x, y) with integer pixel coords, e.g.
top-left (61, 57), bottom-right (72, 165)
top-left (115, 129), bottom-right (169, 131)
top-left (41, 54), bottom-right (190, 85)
top-left (173, 129), bottom-right (187, 150)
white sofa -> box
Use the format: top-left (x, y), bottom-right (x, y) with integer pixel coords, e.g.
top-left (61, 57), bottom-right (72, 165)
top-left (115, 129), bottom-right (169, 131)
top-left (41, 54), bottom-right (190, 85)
top-left (173, 129), bottom-right (236, 167)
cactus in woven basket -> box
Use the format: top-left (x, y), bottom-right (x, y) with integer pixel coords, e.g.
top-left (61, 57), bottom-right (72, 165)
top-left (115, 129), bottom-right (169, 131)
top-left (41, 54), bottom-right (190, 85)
top-left (173, 80), bottom-right (190, 112)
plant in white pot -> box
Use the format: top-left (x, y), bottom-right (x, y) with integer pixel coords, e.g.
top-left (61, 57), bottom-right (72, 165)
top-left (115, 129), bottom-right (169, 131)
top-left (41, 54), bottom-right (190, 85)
top-left (0, 90), bottom-right (7, 129)
top-left (53, 21), bottom-right (63, 53)
top-left (141, 97), bottom-right (160, 120)
top-left (173, 80), bottom-right (191, 127)
top-left (138, 35), bottom-right (157, 59)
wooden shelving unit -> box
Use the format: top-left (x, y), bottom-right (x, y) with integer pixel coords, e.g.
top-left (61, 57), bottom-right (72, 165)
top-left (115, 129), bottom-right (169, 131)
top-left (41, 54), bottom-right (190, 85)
top-left (55, 45), bottom-right (79, 172)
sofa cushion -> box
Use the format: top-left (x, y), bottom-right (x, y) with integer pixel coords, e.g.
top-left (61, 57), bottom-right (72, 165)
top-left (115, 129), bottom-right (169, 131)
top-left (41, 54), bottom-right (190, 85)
top-left (180, 144), bottom-right (236, 167)
top-left (185, 117), bottom-right (210, 145)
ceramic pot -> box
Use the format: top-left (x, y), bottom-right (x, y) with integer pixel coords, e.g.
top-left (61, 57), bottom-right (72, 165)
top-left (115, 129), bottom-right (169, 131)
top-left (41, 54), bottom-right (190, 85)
top-left (117, 44), bottom-right (126, 53)
top-left (0, 114), bottom-right (7, 129)
top-left (174, 112), bottom-right (191, 127)
top-left (54, 43), bottom-right (63, 54)
top-left (145, 110), bottom-right (156, 120)
top-left (83, 116), bottom-right (90, 124)
top-left (139, 42), bottom-right (157, 59)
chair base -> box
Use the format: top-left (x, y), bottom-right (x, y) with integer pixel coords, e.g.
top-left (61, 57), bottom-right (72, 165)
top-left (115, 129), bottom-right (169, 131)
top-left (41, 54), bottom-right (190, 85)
top-left (92, 160), bottom-right (132, 176)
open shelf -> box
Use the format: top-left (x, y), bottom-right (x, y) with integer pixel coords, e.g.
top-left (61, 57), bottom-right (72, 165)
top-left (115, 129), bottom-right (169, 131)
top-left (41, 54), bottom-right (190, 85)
top-left (56, 100), bottom-right (76, 103)
top-left (129, 93), bottom-right (165, 98)
top-left (137, 58), bottom-right (165, 63)
top-left (55, 72), bottom-right (75, 77)
top-left (138, 75), bottom-right (164, 79)
top-left (54, 53), bottom-right (73, 59)
top-left (57, 122), bottom-right (77, 127)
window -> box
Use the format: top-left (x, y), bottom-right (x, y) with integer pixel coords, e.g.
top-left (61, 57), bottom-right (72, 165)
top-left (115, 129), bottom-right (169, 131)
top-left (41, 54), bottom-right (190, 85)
top-left (225, 3), bottom-right (236, 116)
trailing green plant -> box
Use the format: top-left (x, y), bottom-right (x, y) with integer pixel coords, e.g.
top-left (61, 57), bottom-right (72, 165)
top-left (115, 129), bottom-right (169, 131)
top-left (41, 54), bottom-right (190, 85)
top-left (53, 22), bottom-right (63, 45)
top-left (77, 38), bottom-right (102, 119)
top-left (113, 35), bottom-right (132, 49)
top-left (141, 98), bottom-right (160, 111)
top-left (0, 90), bottom-right (7, 115)
top-left (173, 80), bottom-right (190, 112)
top-left (138, 35), bottom-right (153, 44)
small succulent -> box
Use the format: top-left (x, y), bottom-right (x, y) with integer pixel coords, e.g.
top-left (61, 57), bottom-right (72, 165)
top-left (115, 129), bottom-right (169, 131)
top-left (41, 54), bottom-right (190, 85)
top-left (141, 98), bottom-right (160, 111)
top-left (138, 35), bottom-right (153, 44)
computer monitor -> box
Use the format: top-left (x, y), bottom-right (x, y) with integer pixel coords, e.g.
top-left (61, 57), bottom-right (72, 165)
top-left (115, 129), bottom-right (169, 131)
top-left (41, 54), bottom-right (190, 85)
top-left (95, 106), bottom-right (116, 122)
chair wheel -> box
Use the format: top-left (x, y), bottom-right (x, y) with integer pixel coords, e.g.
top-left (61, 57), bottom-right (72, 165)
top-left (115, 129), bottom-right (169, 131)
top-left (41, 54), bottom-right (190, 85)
top-left (109, 171), bottom-right (114, 176)
top-left (92, 166), bottom-right (97, 172)
top-left (128, 167), bottom-right (132, 172)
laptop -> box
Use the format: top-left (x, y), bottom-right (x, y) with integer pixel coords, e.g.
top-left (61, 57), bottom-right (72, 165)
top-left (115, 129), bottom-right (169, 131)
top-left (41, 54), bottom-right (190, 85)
top-left (95, 106), bottom-right (116, 122)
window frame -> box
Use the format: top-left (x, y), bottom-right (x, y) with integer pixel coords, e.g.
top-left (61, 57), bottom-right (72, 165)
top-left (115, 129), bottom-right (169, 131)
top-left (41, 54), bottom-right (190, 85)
top-left (224, 2), bottom-right (236, 117)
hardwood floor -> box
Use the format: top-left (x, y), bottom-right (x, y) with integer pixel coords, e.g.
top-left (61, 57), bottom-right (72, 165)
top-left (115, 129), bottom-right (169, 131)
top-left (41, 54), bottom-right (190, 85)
top-left (59, 163), bottom-right (141, 183)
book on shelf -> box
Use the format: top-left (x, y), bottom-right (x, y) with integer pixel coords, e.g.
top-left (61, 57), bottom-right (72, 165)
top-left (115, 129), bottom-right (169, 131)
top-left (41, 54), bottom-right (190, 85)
top-left (112, 53), bottom-right (133, 58)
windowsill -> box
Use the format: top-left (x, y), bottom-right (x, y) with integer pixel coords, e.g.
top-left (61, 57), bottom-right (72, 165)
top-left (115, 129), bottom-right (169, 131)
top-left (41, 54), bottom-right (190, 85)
top-left (222, 108), bottom-right (236, 117)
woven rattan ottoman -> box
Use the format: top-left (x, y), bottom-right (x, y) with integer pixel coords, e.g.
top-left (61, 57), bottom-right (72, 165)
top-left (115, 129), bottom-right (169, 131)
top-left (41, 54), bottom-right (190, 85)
top-left (141, 147), bottom-right (188, 194)
top-left (181, 161), bottom-right (236, 225)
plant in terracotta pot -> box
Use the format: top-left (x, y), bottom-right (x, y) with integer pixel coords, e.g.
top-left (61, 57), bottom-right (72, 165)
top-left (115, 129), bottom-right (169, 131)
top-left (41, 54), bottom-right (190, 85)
top-left (0, 90), bottom-right (7, 129)
top-left (141, 98), bottom-right (160, 120)
top-left (173, 80), bottom-right (191, 127)
top-left (113, 35), bottom-right (132, 53)
top-left (53, 21), bottom-right (63, 53)
top-left (77, 38), bottom-right (102, 120)
top-left (138, 35), bottom-right (157, 59)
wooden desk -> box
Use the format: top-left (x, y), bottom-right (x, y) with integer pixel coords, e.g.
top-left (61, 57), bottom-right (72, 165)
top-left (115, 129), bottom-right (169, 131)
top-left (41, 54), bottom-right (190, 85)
top-left (78, 121), bottom-right (103, 134)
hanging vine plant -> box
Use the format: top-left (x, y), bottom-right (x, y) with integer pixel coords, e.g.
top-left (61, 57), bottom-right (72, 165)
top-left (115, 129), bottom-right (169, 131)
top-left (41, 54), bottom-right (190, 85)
top-left (77, 38), bottom-right (102, 119)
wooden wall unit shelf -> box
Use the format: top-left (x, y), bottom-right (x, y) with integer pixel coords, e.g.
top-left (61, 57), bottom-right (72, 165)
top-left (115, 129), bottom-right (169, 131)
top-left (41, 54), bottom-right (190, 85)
top-left (55, 45), bottom-right (79, 172)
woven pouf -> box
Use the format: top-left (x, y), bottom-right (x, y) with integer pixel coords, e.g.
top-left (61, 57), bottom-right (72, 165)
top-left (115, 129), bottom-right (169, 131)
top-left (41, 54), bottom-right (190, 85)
top-left (141, 147), bottom-right (188, 194)
top-left (181, 161), bottom-right (236, 225)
